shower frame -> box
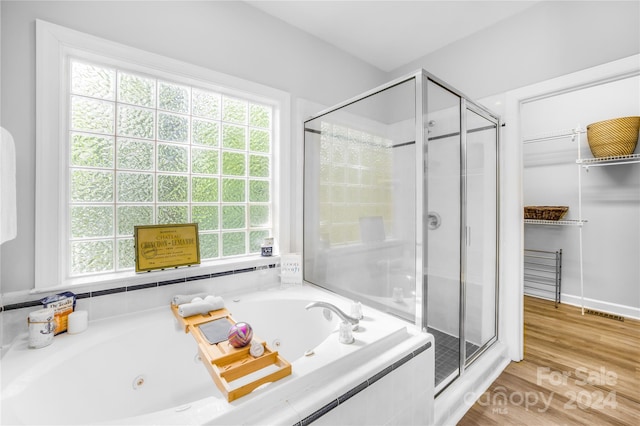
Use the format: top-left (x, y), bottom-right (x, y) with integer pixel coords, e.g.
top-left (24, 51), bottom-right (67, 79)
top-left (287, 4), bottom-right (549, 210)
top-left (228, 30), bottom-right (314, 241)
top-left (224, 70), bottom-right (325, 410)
top-left (302, 69), bottom-right (501, 391)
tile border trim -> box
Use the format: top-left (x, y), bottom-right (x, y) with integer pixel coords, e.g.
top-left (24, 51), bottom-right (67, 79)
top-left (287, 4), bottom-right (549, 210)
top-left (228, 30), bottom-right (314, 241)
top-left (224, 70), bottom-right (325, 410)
top-left (1, 263), bottom-right (278, 312)
top-left (293, 340), bottom-right (432, 426)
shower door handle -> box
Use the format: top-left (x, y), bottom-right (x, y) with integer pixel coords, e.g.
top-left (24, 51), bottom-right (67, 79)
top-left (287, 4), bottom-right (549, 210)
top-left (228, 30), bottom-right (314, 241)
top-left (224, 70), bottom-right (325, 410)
top-left (466, 226), bottom-right (471, 246)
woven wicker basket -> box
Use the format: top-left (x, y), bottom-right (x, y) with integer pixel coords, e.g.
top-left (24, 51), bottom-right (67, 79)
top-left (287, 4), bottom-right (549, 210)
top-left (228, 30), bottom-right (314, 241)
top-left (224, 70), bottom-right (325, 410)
top-left (524, 206), bottom-right (568, 221)
top-left (586, 116), bottom-right (640, 158)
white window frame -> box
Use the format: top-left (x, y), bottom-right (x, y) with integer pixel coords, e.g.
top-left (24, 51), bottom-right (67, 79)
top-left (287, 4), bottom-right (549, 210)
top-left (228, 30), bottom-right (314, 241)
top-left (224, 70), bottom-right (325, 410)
top-left (35, 20), bottom-right (291, 291)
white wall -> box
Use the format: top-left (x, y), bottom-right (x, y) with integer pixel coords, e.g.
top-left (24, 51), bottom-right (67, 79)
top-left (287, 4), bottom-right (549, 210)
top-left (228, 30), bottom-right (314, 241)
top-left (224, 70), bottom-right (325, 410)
top-left (391, 1), bottom-right (640, 101)
top-left (0, 0), bottom-right (386, 294)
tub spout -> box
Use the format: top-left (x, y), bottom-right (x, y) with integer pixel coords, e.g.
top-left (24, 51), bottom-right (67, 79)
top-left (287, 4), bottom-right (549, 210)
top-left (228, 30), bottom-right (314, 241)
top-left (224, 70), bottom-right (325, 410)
top-left (305, 301), bottom-right (360, 327)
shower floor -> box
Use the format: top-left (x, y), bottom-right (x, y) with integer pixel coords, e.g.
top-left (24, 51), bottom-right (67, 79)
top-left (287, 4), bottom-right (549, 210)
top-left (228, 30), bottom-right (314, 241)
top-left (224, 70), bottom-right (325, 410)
top-left (428, 327), bottom-right (479, 387)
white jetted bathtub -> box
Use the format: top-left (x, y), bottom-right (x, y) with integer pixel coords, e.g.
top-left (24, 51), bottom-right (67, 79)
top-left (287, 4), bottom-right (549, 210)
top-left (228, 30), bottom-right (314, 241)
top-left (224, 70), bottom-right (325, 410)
top-left (1, 284), bottom-right (433, 425)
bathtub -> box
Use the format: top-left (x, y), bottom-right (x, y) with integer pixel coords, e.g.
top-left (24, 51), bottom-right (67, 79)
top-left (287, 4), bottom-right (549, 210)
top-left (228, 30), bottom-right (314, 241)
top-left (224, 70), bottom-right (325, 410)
top-left (1, 284), bottom-right (433, 425)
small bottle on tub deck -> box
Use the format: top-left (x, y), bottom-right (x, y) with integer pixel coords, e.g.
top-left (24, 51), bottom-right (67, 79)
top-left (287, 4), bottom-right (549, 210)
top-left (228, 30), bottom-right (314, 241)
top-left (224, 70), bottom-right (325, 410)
top-left (28, 308), bottom-right (56, 348)
top-left (67, 310), bottom-right (89, 334)
top-left (250, 340), bottom-right (264, 357)
top-left (261, 237), bottom-right (274, 257)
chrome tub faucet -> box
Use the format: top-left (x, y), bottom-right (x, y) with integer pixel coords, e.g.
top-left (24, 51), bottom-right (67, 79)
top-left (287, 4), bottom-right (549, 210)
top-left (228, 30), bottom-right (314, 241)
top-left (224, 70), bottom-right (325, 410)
top-left (305, 301), bottom-right (360, 344)
top-left (305, 301), bottom-right (359, 325)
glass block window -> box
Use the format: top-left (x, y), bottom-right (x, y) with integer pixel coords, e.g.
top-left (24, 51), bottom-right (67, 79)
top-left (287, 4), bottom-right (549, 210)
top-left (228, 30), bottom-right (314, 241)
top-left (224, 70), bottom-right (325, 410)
top-left (68, 59), bottom-right (273, 276)
top-left (318, 122), bottom-right (393, 245)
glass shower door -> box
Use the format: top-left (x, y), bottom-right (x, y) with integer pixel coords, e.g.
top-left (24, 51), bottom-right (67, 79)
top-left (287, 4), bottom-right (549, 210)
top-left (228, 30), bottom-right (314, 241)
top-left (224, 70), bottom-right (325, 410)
top-left (425, 83), bottom-right (499, 391)
top-left (463, 106), bottom-right (499, 363)
top-left (425, 80), bottom-right (461, 390)
top-left (303, 78), bottom-right (418, 322)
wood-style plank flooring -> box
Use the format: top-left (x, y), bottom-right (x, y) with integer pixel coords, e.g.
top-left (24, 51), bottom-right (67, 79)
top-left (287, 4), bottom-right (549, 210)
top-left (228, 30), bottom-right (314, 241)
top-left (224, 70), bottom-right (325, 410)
top-left (458, 296), bottom-right (640, 425)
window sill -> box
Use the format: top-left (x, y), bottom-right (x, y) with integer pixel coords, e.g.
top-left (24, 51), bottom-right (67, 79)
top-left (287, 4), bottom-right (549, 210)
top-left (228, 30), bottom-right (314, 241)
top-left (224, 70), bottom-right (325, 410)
top-left (30, 255), bottom-right (281, 295)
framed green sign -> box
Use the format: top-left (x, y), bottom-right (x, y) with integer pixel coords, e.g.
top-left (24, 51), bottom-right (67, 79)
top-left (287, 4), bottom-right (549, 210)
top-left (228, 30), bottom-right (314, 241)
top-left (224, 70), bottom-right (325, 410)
top-left (134, 223), bottom-right (200, 272)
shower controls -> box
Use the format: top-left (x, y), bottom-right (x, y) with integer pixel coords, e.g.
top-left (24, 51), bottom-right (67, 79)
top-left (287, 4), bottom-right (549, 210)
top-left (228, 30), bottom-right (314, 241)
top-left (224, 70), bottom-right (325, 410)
top-left (427, 212), bottom-right (441, 230)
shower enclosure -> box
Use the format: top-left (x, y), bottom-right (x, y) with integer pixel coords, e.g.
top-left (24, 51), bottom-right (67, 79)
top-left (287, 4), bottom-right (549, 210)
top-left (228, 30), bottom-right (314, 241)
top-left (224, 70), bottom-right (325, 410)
top-left (303, 71), bottom-right (499, 393)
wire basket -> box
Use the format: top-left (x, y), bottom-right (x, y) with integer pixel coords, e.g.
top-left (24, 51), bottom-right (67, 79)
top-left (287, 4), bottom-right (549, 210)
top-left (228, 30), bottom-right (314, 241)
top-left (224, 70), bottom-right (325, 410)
top-left (586, 116), bottom-right (640, 158)
top-left (524, 206), bottom-right (569, 221)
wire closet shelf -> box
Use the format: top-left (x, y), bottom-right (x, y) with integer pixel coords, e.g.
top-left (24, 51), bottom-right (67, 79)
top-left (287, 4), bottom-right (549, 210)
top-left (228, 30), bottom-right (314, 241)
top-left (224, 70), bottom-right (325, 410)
top-left (522, 126), bottom-right (587, 313)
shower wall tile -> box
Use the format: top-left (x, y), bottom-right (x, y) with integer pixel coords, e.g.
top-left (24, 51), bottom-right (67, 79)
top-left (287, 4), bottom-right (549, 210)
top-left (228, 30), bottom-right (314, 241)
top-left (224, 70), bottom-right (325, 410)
top-left (310, 347), bottom-right (433, 426)
top-left (74, 297), bottom-right (91, 313)
top-left (90, 290), bottom-right (128, 321)
top-left (293, 338), bottom-right (434, 426)
top-left (1, 307), bottom-right (29, 348)
top-left (126, 286), bottom-right (166, 313)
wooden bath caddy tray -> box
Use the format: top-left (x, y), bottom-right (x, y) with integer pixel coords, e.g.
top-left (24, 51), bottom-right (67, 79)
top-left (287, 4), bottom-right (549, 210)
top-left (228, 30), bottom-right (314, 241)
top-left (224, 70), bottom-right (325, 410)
top-left (171, 305), bottom-right (292, 402)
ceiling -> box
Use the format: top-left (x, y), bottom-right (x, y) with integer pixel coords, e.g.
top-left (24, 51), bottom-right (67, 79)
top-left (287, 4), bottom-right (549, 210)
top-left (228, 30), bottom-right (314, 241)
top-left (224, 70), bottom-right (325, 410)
top-left (247, 0), bottom-right (540, 72)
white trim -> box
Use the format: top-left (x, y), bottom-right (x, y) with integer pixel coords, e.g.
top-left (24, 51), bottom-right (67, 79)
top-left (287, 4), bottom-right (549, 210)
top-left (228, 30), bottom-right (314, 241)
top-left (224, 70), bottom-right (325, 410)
top-left (560, 294), bottom-right (640, 321)
top-left (25, 255), bottom-right (280, 296)
top-left (35, 20), bottom-right (291, 290)
top-left (35, 20), bottom-right (66, 288)
top-left (503, 53), bottom-right (640, 361)
top-left (501, 92), bottom-right (524, 362)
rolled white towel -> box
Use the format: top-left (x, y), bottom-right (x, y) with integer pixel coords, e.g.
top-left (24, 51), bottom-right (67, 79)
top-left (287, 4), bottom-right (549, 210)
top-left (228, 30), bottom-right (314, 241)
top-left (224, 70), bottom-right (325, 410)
top-left (177, 297), bottom-right (225, 318)
top-left (171, 292), bottom-right (208, 306)
top-left (178, 301), bottom-right (215, 317)
top-left (204, 295), bottom-right (224, 309)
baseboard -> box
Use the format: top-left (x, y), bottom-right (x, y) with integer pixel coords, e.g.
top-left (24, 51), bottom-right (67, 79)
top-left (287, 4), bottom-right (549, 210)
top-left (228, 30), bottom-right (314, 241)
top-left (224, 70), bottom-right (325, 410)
top-left (434, 342), bottom-right (511, 426)
top-left (559, 293), bottom-right (640, 321)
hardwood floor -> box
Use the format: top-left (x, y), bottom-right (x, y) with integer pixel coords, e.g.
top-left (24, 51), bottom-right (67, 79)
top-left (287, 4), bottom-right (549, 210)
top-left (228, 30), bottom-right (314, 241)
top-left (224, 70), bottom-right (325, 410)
top-left (458, 296), bottom-right (640, 425)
